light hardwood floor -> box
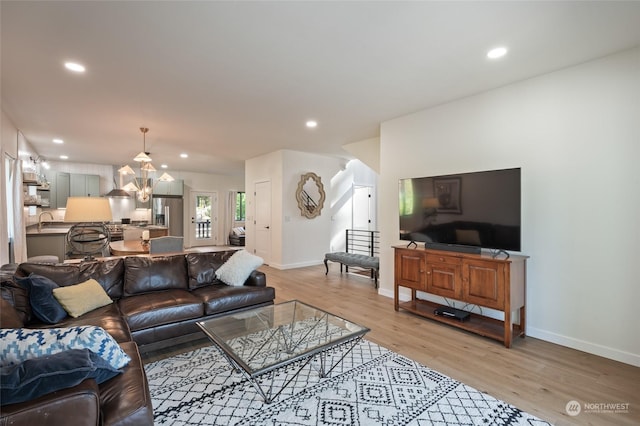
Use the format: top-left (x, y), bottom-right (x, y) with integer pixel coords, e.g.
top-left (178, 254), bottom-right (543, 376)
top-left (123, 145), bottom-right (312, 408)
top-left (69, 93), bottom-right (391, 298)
top-left (143, 264), bottom-right (639, 426)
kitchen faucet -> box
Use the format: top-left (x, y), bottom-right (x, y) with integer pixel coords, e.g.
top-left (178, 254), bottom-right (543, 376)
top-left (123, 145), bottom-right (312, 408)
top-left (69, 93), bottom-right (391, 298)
top-left (38, 211), bottom-right (55, 232)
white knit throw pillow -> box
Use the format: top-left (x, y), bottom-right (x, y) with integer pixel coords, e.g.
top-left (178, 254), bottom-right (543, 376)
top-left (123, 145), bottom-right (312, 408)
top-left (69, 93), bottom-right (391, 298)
top-left (215, 250), bottom-right (263, 286)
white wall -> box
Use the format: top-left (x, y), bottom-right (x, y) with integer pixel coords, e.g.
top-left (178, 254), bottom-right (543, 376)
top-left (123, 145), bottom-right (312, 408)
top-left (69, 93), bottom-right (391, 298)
top-left (342, 137), bottom-right (380, 173)
top-left (329, 159), bottom-right (379, 252)
top-left (245, 151), bottom-right (284, 266)
top-left (280, 150), bottom-right (341, 269)
top-left (1, 111), bottom-right (18, 159)
top-left (379, 47), bottom-right (640, 366)
top-left (0, 110), bottom-right (19, 264)
top-left (245, 150), bottom-right (377, 269)
top-left (245, 150), bottom-right (341, 269)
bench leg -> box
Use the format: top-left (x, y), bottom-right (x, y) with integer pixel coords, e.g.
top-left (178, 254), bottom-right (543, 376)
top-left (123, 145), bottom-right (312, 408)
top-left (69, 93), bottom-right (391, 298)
top-left (324, 259), bottom-right (329, 275)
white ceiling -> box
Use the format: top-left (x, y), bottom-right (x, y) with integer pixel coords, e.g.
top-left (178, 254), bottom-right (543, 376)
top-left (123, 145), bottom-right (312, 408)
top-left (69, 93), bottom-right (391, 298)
top-left (3, 1), bottom-right (640, 176)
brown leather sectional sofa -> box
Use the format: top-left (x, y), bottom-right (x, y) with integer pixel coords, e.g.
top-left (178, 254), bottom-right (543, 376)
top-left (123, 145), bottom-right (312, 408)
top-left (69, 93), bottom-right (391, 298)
top-left (0, 250), bottom-right (275, 426)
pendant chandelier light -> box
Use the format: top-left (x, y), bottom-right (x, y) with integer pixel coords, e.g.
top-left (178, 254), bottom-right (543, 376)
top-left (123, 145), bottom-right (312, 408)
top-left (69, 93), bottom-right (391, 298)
top-left (119, 127), bottom-right (174, 203)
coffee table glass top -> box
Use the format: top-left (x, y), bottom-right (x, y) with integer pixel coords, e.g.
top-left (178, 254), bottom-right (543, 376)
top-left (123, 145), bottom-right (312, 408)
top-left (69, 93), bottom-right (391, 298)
top-left (197, 300), bottom-right (369, 376)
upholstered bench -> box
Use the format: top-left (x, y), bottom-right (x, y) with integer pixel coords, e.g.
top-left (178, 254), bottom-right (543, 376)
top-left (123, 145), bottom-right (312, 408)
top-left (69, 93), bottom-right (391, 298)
top-left (324, 252), bottom-right (379, 288)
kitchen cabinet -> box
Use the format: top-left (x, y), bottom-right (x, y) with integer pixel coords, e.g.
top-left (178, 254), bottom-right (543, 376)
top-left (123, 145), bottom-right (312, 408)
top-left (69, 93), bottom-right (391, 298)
top-left (26, 233), bottom-right (67, 262)
top-left (50, 172), bottom-right (99, 209)
top-left (47, 173), bottom-right (57, 208)
top-left (55, 172), bottom-right (70, 209)
top-left (153, 179), bottom-right (184, 196)
top-left (70, 173), bottom-right (100, 197)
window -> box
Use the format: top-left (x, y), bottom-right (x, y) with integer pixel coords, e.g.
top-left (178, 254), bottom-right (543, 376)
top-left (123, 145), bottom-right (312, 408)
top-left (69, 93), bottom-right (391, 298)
top-left (235, 192), bottom-right (246, 221)
top-left (196, 195), bottom-right (211, 221)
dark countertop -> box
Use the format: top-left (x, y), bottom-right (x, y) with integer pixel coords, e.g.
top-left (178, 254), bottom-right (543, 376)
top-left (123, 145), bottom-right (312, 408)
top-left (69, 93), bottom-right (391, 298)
top-left (26, 223), bottom-right (71, 235)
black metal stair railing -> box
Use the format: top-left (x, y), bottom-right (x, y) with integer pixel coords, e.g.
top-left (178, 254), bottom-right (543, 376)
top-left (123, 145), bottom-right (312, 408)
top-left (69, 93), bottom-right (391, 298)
top-left (345, 229), bottom-right (380, 257)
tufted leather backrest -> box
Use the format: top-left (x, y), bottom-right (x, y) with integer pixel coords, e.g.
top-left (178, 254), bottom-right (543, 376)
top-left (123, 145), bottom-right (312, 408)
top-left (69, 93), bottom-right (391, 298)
top-left (123, 255), bottom-right (188, 295)
top-left (185, 251), bottom-right (235, 289)
top-left (15, 258), bottom-right (125, 299)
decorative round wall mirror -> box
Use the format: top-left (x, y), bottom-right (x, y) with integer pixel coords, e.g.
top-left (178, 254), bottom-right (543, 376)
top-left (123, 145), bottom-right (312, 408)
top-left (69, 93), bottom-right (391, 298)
top-left (296, 172), bottom-right (325, 219)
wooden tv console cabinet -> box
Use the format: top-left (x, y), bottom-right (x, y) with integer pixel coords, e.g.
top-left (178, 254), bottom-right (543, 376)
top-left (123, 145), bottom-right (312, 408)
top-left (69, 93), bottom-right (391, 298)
top-left (393, 246), bottom-right (528, 348)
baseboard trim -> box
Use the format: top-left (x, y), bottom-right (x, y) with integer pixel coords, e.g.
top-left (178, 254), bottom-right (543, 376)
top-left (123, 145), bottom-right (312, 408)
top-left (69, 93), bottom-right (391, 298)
top-left (268, 260), bottom-right (323, 270)
top-left (527, 327), bottom-right (640, 367)
top-left (383, 288), bottom-right (640, 367)
top-left (378, 288), bottom-right (395, 299)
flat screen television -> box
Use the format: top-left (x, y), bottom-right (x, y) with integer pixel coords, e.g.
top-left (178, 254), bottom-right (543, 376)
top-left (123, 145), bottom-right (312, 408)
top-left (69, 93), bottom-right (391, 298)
top-left (399, 168), bottom-right (521, 253)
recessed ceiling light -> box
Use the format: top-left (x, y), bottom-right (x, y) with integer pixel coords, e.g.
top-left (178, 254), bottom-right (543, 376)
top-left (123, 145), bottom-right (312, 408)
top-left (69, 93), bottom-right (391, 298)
top-left (59, 155), bottom-right (69, 160)
top-left (180, 153), bottom-right (188, 158)
top-left (64, 61), bottom-right (86, 73)
top-left (306, 120), bottom-right (318, 128)
top-left (487, 47), bottom-right (508, 59)
top-left (161, 164), bottom-right (168, 169)
top-left (53, 138), bottom-right (64, 144)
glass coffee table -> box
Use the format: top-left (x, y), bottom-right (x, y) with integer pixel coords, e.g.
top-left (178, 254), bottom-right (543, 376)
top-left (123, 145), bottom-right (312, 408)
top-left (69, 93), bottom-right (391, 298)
top-left (197, 300), bottom-right (369, 403)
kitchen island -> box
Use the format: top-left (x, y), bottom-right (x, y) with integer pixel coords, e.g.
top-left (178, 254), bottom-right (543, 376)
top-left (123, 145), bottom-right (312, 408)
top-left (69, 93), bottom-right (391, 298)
top-left (26, 223), bottom-right (169, 261)
top-left (25, 225), bottom-right (71, 262)
top-left (109, 240), bottom-right (149, 256)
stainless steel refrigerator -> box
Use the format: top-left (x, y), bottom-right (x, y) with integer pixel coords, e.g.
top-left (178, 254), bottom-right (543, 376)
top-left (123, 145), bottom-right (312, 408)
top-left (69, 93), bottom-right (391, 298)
top-left (152, 195), bottom-right (184, 237)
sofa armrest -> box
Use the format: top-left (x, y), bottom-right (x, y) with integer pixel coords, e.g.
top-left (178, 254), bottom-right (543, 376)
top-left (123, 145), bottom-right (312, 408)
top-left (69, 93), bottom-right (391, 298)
top-left (244, 270), bottom-right (266, 287)
top-left (0, 378), bottom-right (100, 426)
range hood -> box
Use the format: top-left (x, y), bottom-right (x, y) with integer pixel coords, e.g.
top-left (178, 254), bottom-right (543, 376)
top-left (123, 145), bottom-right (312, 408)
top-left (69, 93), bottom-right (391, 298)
top-left (106, 175), bottom-right (132, 198)
top-left (106, 188), bottom-right (131, 198)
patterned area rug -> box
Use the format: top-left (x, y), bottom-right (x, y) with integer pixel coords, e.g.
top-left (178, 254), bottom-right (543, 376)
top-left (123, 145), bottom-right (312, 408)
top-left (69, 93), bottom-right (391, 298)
top-left (144, 340), bottom-right (551, 425)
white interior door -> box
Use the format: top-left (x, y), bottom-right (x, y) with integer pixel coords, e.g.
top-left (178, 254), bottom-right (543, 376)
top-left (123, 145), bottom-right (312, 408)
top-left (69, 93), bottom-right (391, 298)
top-left (189, 191), bottom-right (217, 247)
top-left (254, 181), bottom-right (271, 264)
top-left (353, 185), bottom-right (374, 230)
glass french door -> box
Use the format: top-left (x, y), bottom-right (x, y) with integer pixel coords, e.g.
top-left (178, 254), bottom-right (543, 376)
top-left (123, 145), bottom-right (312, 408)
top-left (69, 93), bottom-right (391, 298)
top-left (189, 191), bottom-right (217, 247)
